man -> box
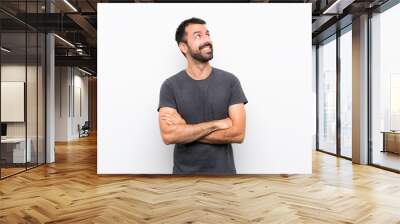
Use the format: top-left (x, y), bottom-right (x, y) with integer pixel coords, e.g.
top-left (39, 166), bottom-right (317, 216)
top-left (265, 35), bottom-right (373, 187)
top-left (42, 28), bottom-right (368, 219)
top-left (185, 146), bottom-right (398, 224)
top-left (157, 17), bottom-right (248, 174)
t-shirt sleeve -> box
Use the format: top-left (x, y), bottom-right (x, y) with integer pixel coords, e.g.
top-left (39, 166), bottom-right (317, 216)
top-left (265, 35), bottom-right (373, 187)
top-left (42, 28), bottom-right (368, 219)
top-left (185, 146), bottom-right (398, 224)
top-left (229, 76), bottom-right (248, 106)
top-left (157, 79), bottom-right (177, 112)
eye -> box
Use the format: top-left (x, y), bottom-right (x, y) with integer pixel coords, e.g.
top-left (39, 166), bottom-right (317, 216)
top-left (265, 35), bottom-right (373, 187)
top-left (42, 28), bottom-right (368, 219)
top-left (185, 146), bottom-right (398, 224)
top-left (195, 35), bottom-right (200, 39)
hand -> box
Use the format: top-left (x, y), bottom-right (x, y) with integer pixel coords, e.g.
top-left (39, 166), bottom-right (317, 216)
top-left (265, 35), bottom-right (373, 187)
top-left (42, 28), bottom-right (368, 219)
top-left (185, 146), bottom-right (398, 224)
top-left (215, 118), bottom-right (232, 130)
top-left (160, 111), bottom-right (186, 125)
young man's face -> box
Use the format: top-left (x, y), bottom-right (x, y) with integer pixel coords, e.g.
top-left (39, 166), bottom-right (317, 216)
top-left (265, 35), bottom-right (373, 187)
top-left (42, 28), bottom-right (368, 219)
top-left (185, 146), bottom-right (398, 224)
top-left (180, 23), bottom-right (213, 63)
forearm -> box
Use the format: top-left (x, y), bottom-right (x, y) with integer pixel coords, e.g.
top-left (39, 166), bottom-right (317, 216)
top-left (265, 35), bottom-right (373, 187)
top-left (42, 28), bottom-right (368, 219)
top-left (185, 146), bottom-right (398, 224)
top-left (198, 127), bottom-right (244, 144)
top-left (163, 120), bottom-right (220, 145)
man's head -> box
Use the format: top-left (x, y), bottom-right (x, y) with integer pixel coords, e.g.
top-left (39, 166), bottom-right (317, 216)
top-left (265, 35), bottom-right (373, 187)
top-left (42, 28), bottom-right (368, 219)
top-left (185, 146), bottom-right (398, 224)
top-left (175, 17), bottom-right (213, 63)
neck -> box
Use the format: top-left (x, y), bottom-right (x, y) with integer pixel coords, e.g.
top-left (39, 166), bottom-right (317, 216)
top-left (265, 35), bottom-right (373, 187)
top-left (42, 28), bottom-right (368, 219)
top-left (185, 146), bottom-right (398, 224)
top-left (186, 58), bottom-right (212, 80)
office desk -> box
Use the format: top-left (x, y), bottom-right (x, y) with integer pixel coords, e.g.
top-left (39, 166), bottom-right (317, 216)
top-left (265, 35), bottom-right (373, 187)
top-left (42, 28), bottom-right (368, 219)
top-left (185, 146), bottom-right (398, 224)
top-left (381, 131), bottom-right (400, 154)
top-left (1, 138), bottom-right (32, 163)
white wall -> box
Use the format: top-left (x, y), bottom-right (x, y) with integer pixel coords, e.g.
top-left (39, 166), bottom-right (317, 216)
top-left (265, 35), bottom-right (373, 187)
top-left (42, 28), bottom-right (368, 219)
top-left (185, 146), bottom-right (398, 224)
top-left (55, 66), bottom-right (69, 141)
top-left (55, 67), bottom-right (89, 141)
top-left (98, 3), bottom-right (313, 174)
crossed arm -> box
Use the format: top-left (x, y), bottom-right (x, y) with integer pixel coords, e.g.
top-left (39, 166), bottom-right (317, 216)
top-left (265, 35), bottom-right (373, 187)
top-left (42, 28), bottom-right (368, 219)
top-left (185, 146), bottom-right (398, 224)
top-left (158, 104), bottom-right (246, 145)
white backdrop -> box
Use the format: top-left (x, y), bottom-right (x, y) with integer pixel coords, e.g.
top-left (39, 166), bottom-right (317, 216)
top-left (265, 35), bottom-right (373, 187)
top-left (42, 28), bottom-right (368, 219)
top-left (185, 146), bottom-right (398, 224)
top-left (98, 3), bottom-right (313, 174)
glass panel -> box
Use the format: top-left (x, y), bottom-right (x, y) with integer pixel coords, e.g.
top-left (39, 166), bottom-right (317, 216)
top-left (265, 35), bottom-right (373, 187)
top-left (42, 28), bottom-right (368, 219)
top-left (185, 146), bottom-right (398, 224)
top-left (38, 32), bottom-right (45, 165)
top-left (1, 31), bottom-right (27, 177)
top-left (318, 36), bottom-right (337, 154)
top-left (26, 0), bottom-right (39, 169)
top-left (371, 4), bottom-right (400, 171)
top-left (0, 1), bottom-right (46, 178)
top-left (27, 31), bottom-right (38, 169)
top-left (340, 29), bottom-right (352, 158)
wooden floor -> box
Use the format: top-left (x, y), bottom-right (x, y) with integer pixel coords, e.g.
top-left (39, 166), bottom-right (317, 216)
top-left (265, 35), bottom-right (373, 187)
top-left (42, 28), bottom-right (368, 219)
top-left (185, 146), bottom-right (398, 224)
top-left (1, 134), bottom-right (400, 223)
top-left (0, 167), bottom-right (26, 178)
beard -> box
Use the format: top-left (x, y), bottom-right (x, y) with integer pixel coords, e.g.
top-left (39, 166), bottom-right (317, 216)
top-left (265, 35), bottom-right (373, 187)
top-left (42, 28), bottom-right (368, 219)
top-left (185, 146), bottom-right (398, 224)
top-left (188, 43), bottom-right (213, 63)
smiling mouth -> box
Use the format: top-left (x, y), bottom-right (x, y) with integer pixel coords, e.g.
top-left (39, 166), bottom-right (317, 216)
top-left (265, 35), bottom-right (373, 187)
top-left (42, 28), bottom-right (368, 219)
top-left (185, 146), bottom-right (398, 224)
top-left (200, 44), bottom-right (212, 50)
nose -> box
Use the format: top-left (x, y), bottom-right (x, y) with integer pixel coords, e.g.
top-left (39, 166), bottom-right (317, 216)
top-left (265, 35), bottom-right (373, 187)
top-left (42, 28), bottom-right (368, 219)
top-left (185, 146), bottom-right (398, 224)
top-left (204, 36), bottom-right (212, 44)
top-left (203, 35), bottom-right (211, 44)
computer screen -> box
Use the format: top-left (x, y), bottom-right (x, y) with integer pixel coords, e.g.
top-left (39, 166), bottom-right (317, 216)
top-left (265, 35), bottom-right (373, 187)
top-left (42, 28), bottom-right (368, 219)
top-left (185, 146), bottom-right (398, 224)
top-left (1, 123), bottom-right (7, 137)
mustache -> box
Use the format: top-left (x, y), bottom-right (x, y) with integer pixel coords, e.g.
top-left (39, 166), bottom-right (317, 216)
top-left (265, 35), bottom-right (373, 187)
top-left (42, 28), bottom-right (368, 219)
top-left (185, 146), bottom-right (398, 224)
top-left (199, 43), bottom-right (213, 50)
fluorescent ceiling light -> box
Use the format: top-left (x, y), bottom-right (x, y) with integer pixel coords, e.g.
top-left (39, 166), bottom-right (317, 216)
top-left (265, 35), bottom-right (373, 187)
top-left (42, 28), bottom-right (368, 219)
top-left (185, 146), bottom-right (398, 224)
top-left (63, 0), bottom-right (78, 12)
top-left (1, 47), bottom-right (11, 53)
top-left (78, 67), bottom-right (93, 76)
top-left (322, 0), bottom-right (354, 14)
top-left (323, 0), bottom-right (342, 14)
top-left (54, 34), bottom-right (75, 48)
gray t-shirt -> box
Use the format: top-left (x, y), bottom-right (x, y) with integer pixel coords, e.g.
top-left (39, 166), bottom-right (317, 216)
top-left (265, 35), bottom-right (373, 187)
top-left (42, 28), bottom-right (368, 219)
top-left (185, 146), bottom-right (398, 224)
top-left (157, 67), bottom-right (248, 174)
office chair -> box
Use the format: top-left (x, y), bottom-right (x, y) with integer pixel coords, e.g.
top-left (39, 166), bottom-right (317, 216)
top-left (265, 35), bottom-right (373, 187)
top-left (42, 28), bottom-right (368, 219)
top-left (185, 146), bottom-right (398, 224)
top-left (79, 121), bottom-right (90, 138)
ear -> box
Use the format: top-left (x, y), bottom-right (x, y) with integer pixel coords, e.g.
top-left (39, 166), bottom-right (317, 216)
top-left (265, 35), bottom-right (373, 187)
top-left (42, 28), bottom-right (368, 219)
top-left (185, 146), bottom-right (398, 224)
top-left (178, 42), bottom-right (188, 55)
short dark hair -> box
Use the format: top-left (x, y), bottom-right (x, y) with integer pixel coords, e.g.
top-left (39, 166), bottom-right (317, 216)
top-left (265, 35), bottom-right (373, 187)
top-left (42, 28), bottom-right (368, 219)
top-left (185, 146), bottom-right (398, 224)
top-left (175, 17), bottom-right (206, 45)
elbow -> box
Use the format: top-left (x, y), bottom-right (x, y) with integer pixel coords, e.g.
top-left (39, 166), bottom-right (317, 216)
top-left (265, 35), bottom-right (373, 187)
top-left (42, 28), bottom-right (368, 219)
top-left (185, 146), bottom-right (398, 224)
top-left (163, 139), bottom-right (172, 145)
top-left (234, 133), bottom-right (245, 144)
top-left (161, 134), bottom-right (174, 145)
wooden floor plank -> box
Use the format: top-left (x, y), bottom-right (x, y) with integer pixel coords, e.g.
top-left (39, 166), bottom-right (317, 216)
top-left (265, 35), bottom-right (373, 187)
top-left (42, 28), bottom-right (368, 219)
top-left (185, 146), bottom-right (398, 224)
top-left (1, 134), bottom-right (400, 223)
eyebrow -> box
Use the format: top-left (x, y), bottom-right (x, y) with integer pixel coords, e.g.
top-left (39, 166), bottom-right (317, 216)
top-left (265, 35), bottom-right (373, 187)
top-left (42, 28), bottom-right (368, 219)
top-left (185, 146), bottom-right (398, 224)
top-left (192, 30), bottom-right (210, 35)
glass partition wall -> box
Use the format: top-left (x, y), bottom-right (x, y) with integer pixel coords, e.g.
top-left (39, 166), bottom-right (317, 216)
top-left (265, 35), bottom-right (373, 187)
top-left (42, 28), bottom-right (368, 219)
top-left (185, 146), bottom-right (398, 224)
top-left (339, 27), bottom-right (352, 159)
top-left (370, 3), bottom-right (400, 172)
top-left (0, 1), bottom-right (46, 179)
top-left (317, 1), bottom-right (400, 172)
top-left (317, 26), bottom-right (353, 159)
top-left (317, 35), bottom-right (337, 155)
